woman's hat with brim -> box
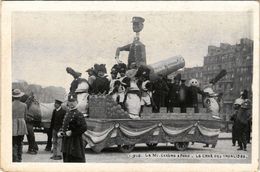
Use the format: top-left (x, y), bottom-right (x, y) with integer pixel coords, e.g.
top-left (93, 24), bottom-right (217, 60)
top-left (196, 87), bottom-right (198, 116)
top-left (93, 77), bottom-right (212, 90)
top-left (12, 89), bottom-right (25, 98)
top-left (125, 69), bottom-right (138, 79)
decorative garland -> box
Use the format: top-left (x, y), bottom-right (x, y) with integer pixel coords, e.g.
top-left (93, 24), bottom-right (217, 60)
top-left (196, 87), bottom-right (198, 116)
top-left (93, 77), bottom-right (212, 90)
top-left (84, 122), bottom-right (220, 145)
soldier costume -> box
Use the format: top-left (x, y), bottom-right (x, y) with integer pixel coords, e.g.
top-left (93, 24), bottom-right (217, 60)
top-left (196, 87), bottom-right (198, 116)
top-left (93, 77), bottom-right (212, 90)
top-left (236, 99), bottom-right (251, 151)
top-left (115, 17), bottom-right (146, 69)
top-left (230, 98), bottom-right (244, 146)
top-left (60, 94), bottom-right (87, 162)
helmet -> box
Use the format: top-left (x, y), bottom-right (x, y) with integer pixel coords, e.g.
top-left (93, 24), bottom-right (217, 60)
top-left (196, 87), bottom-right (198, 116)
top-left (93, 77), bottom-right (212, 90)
top-left (234, 98), bottom-right (244, 106)
top-left (189, 79), bottom-right (199, 87)
top-left (241, 99), bottom-right (251, 109)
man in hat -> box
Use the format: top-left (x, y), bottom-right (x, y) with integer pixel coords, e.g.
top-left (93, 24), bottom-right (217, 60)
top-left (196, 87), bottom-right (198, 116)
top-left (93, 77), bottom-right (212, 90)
top-left (115, 16), bottom-right (146, 69)
top-left (239, 89), bottom-right (251, 144)
top-left (50, 99), bottom-right (66, 160)
top-left (12, 89), bottom-right (28, 162)
top-left (230, 98), bottom-right (244, 146)
top-left (236, 99), bottom-right (251, 151)
top-left (59, 94), bottom-right (87, 162)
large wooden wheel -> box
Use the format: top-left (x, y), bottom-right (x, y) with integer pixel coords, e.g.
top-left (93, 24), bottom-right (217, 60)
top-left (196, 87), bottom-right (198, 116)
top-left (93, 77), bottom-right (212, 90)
top-left (118, 144), bottom-right (135, 153)
top-left (146, 143), bottom-right (158, 148)
top-left (175, 142), bottom-right (189, 151)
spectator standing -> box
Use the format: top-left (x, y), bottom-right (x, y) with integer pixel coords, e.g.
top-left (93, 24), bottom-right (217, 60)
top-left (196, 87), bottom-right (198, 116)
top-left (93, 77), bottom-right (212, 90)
top-left (50, 99), bottom-right (66, 160)
top-left (236, 99), bottom-right (251, 151)
top-left (12, 89), bottom-right (28, 162)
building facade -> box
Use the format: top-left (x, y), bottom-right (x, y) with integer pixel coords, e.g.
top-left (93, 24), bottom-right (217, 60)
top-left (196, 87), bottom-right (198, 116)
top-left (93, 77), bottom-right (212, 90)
top-left (170, 38), bottom-right (253, 117)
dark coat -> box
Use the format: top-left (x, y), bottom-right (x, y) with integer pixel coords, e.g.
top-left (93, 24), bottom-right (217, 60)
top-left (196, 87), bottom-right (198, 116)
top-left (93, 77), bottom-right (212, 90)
top-left (62, 109), bottom-right (87, 160)
top-left (168, 83), bottom-right (180, 107)
top-left (236, 108), bottom-right (251, 125)
top-left (91, 76), bottom-right (110, 94)
top-left (187, 86), bottom-right (205, 107)
top-left (230, 110), bottom-right (239, 142)
top-left (152, 79), bottom-right (169, 108)
top-left (50, 108), bottom-right (66, 131)
top-left (179, 84), bottom-right (189, 104)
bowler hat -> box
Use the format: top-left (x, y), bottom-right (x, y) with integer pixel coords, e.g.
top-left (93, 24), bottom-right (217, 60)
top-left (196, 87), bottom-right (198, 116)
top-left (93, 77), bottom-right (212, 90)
top-left (12, 89), bottom-right (25, 98)
top-left (132, 16), bottom-right (145, 23)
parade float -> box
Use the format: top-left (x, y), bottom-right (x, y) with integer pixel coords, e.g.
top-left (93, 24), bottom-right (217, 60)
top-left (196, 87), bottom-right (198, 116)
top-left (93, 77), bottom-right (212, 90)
top-left (82, 56), bottom-right (224, 153)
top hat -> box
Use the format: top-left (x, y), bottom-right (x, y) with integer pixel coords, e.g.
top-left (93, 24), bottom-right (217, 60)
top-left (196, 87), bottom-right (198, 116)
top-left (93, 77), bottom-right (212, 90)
top-left (12, 89), bottom-right (25, 98)
top-left (132, 17), bottom-right (145, 23)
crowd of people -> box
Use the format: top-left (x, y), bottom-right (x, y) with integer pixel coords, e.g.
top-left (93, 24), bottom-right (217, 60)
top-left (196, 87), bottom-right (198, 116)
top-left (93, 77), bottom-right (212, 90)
top-left (12, 88), bottom-right (87, 162)
top-left (66, 61), bottom-right (214, 119)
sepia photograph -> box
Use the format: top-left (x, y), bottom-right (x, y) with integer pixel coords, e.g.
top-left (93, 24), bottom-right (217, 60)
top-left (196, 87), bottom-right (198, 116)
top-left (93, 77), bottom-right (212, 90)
top-left (1, 1), bottom-right (259, 172)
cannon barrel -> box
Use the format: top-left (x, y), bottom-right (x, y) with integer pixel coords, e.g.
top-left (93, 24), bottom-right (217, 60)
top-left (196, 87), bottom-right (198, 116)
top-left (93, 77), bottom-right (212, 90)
top-left (148, 55), bottom-right (185, 76)
top-left (147, 56), bottom-right (185, 80)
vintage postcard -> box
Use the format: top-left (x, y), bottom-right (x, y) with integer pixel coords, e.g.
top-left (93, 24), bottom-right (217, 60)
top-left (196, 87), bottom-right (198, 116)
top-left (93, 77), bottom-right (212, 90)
top-left (1, 1), bottom-right (259, 172)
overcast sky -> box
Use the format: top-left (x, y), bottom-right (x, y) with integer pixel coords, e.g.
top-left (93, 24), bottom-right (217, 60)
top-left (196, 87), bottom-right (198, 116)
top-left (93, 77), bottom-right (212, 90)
top-left (12, 11), bottom-right (253, 92)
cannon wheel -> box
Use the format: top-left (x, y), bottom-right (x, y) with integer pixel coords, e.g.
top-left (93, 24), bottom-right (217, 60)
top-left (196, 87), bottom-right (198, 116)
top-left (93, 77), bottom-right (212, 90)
top-left (118, 144), bottom-right (135, 153)
top-left (175, 142), bottom-right (189, 151)
top-left (146, 143), bottom-right (158, 148)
